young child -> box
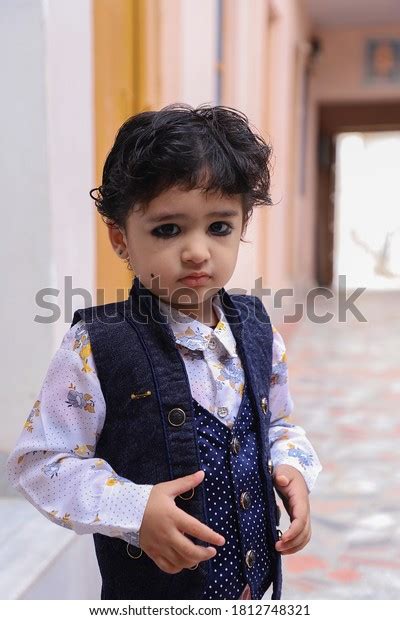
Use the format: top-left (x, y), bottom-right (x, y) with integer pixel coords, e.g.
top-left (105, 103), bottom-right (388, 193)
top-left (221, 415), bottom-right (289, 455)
top-left (7, 103), bottom-right (322, 601)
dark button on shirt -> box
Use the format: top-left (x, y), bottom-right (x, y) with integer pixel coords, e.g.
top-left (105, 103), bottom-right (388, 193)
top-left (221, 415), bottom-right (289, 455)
top-left (240, 491), bottom-right (252, 510)
top-left (230, 437), bottom-right (241, 455)
top-left (245, 549), bottom-right (256, 569)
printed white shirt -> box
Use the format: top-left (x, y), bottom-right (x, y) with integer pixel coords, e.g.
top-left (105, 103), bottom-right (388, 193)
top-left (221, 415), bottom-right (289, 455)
top-left (7, 295), bottom-right (322, 547)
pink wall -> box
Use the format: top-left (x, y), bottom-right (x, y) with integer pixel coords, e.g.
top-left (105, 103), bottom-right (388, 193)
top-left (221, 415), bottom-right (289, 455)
top-left (313, 25), bottom-right (400, 102)
top-left (223, 0), bottom-right (314, 294)
top-left (151, 0), bottom-right (316, 295)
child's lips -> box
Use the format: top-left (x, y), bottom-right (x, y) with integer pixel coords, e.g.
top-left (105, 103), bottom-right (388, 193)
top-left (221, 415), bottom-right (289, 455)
top-left (179, 274), bottom-right (211, 287)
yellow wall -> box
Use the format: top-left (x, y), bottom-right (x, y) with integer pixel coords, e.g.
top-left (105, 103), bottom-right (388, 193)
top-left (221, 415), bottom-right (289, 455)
top-left (93, 0), bottom-right (149, 303)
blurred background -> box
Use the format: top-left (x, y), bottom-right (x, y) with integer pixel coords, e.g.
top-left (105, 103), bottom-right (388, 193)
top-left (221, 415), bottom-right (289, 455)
top-left (1, 0), bottom-right (399, 600)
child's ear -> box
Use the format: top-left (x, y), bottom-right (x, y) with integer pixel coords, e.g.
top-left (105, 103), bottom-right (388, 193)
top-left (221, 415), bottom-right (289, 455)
top-left (107, 222), bottom-right (128, 258)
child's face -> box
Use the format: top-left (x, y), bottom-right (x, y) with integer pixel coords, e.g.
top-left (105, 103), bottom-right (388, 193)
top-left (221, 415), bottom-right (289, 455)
top-left (109, 186), bottom-right (244, 322)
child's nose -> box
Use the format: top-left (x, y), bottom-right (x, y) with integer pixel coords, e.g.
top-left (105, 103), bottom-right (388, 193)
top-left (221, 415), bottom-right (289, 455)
top-left (181, 238), bottom-right (211, 264)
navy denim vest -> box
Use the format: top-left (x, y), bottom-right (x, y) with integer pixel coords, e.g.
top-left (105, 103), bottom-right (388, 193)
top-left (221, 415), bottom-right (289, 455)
top-left (72, 277), bottom-right (282, 600)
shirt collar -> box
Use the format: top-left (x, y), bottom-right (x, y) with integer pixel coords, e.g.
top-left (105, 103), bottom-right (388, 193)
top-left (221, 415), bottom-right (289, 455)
top-left (158, 295), bottom-right (238, 358)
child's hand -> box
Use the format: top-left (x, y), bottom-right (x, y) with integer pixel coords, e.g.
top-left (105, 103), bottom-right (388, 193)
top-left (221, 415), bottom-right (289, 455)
top-left (272, 464), bottom-right (311, 555)
top-left (139, 470), bottom-right (225, 574)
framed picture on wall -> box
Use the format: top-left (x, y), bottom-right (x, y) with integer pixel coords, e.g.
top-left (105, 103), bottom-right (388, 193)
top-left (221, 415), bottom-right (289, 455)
top-left (364, 38), bottom-right (400, 84)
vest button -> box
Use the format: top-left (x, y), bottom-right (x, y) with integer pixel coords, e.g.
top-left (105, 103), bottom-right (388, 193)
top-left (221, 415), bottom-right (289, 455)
top-left (230, 437), bottom-right (241, 455)
top-left (188, 563), bottom-right (199, 570)
top-left (267, 458), bottom-right (273, 475)
top-left (179, 488), bottom-right (194, 500)
top-left (126, 543), bottom-right (143, 559)
top-left (168, 408), bottom-right (186, 426)
top-left (208, 337), bottom-right (217, 350)
top-left (261, 397), bottom-right (268, 414)
top-left (240, 491), bottom-right (252, 509)
top-left (245, 549), bottom-right (256, 568)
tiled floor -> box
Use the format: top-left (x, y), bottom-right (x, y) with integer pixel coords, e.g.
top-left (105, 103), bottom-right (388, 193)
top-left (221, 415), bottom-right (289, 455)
top-left (274, 290), bottom-right (400, 599)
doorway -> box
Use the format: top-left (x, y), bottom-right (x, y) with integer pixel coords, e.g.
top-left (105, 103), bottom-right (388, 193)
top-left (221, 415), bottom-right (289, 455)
top-left (334, 131), bottom-right (400, 289)
top-left (316, 101), bottom-right (400, 288)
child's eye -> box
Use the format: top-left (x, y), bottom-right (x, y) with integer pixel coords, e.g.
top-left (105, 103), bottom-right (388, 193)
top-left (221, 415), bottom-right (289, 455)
top-left (151, 221), bottom-right (233, 239)
top-left (151, 224), bottom-right (180, 238)
top-left (209, 222), bottom-right (233, 235)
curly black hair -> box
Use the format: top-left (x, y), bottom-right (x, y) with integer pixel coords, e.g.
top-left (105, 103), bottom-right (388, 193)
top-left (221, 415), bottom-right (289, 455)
top-left (90, 103), bottom-right (273, 236)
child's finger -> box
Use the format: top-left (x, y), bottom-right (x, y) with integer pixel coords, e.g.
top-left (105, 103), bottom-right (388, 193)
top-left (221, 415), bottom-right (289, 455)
top-left (276, 537), bottom-right (310, 555)
top-left (170, 530), bottom-right (217, 565)
top-left (166, 470), bottom-right (205, 498)
top-left (274, 474), bottom-right (290, 487)
top-left (163, 540), bottom-right (215, 570)
top-left (281, 518), bottom-right (303, 542)
top-left (156, 554), bottom-right (183, 574)
top-left (276, 527), bottom-right (306, 550)
top-left (290, 495), bottom-right (310, 523)
top-left (175, 508), bottom-right (225, 547)
top-left (275, 520), bottom-right (310, 551)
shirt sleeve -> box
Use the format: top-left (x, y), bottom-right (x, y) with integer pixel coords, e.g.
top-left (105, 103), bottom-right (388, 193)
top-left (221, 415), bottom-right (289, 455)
top-left (6, 320), bottom-right (153, 547)
top-left (268, 327), bottom-right (322, 493)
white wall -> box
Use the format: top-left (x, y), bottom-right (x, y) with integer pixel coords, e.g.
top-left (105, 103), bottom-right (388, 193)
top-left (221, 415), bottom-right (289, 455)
top-left (0, 0), bottom-right (95, 453)
top-left (159, 0), bottom-right (217, 108)
top-left (45, 0), bottom-right (96, 348)
top-left (0, 0), bottom-right (96, 600)
top-left (0, 0), bottom-right (52, 453)
top-left (181, 0), bottom-right (217, 105)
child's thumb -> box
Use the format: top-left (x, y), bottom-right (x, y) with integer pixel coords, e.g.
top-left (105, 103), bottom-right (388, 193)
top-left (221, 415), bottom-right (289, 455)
top-left (167, 470), bottom-right (205, 498)
top-left (275, 474), bottom-right (289, 486)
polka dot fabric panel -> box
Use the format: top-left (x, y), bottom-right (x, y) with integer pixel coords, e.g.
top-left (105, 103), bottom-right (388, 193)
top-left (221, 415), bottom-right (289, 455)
top-left (193, 387), bottom-right (273, 600)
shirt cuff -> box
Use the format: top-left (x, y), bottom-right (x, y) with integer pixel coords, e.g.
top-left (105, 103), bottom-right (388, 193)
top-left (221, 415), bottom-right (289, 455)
top-left (98, 480), bottom-right (153, 546)
top-left (120, 529), bottom-right (141, 548)
top-left (271, 454), bottom-right (322, 494)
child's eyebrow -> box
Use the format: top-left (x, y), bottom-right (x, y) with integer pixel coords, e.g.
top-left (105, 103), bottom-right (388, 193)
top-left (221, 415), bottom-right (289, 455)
top-left (147, 209), bottom-right (241, 224)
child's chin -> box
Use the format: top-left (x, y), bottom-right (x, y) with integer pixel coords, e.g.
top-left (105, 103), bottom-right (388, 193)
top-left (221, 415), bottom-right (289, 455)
top-left (171, 285), bottom-right (220, 304)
